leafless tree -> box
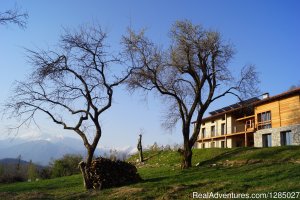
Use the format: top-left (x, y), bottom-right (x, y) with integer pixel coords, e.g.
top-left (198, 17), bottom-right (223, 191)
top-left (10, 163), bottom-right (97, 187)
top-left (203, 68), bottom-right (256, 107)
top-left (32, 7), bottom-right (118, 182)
top-left (0, 6), bottom-right (28, 28)
top-left (4, 25), bottom-right (131, 189)
top-left (123, 20), bottom-right (259, 169)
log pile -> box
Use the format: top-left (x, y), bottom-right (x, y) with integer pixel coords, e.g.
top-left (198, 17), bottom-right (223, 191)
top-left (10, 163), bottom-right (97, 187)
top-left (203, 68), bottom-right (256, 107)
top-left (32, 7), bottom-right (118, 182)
top-left (89, 157), bottom-right (142, 189)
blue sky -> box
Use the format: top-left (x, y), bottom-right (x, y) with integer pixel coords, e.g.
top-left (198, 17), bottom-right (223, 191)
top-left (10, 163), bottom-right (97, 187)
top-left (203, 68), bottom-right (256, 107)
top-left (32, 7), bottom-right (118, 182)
top-left (1, 0), bottom-right (300, 149)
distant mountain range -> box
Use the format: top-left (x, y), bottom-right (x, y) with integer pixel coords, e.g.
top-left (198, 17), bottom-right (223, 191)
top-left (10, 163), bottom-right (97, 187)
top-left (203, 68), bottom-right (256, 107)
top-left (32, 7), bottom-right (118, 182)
top-left (0, 158), bottom-right (31, 165)
top-left (0, 158), bottom-right (45, 171)
top-left (0, 136), bottom-right (136, 166)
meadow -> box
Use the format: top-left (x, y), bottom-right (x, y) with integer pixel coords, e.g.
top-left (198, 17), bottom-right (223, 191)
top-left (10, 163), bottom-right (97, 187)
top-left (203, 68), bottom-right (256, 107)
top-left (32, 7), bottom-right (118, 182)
top-left (1, 146), bottom-right (300, 199)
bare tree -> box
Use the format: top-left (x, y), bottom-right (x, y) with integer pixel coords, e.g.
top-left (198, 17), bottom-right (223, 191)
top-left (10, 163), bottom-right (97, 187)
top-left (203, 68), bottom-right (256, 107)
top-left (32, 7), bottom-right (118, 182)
top-left (4, 25), bottom-right (131, 189)
top-left (123, 20), bottom-right (259, 169)
top-left (0, 6), bottom-right (28, 28)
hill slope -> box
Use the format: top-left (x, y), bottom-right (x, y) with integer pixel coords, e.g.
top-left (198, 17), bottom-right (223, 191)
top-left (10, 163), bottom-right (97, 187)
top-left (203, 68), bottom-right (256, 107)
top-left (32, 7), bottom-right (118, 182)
top-left (1, 146), bottom-right (300, 199)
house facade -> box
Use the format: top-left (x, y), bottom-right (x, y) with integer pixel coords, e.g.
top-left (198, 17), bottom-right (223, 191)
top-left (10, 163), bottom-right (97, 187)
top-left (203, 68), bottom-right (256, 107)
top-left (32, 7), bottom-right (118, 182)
top-left (195, 88), bottom-right (300, 148)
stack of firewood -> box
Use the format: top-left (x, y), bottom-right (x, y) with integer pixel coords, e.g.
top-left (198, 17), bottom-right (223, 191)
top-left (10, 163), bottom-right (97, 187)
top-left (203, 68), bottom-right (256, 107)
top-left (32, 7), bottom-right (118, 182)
top-left (89, 157), bottom-right (142, 189)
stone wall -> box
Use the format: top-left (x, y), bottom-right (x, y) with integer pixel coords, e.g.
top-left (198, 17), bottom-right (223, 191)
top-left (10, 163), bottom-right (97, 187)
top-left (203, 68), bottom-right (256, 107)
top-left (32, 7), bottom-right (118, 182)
top-left (254, 124), bottom-right (300, 147)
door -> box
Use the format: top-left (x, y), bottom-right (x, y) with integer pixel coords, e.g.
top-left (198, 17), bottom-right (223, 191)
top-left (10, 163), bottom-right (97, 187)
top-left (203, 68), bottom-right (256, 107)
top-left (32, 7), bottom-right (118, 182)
top-left (221, 141), bottom-right (225, 148)
top-left (262, 134), bottom-right (272, 147)
top-left (281, 131), bottom-right (292, 146)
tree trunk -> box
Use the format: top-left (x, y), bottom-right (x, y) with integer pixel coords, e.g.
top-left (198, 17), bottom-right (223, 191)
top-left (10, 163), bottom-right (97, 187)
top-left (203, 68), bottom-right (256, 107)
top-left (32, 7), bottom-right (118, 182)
top-left (139, 148), bottom-right (143, 162)
top-left (78, 147), bottom-right (96, 190)
top-left (180, 125), bottom-right (192, 169)
top-left (180, 146), bottom-right (192, 169)
top-left (79, 161), bottom-right (93, 190)
top-left (137, 134), bottom-right (143, 162)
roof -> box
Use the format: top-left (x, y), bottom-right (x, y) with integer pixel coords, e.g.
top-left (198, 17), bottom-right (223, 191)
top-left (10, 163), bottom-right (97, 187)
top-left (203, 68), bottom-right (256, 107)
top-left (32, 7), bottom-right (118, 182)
top-left (253, 87), bottom-right (300, 106)
top-left (192, 87), bottom-right (300, 124)
top-left (209, 97), bottom-right (260, 115)
top-left (193, 97), bottom-right (259, 123)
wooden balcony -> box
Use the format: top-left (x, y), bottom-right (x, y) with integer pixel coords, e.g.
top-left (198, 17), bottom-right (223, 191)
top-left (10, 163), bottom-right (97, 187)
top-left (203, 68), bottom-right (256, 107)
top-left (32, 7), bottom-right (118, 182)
top-left (198, 116), bottom-right (256, 142)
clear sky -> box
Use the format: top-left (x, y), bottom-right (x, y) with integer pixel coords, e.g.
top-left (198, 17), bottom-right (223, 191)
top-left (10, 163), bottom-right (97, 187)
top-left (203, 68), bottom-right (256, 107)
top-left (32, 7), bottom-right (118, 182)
top-left (1, 0), bottom-right (300, 149)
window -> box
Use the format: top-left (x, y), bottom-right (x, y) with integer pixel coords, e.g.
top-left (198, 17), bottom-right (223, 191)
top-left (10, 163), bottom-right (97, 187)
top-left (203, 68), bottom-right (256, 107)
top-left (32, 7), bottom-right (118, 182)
top-left (202, 143), bottom-right (205, 148)
top-left (221, 123), bottom-right (225, 135)
top-left (246, 119), bottom-right (254, 130)
top-left (202, 128), bottom-right (206, 138)
top-left (211, 142), bottom-right (215, 148)
top-left (221, 141), bottom-right (225, 148)
top-left (235, 140), bottom-right (243, 147)
top-left (233, 126), bottom-right (237, 133)
top-left (258, 111), bottom-right (272, 130)
top-left (281, 131), bottom-right (293, 146)
top-left (262, 134), bottom-right (272, 147)
top-left (211, 126), bottom-right (215, 137)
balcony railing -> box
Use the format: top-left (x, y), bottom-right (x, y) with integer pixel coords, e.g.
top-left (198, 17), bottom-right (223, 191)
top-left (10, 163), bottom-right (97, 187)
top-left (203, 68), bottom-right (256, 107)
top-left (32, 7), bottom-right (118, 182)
top-left (199, 118), bottom-right (255, 139)
top-left (257, 120), bottom-right (272, 130)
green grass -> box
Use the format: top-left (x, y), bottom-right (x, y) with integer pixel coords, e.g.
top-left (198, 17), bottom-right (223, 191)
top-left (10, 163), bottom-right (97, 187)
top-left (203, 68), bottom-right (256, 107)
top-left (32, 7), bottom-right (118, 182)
top-left (1, 146), bottom-right (300, 199)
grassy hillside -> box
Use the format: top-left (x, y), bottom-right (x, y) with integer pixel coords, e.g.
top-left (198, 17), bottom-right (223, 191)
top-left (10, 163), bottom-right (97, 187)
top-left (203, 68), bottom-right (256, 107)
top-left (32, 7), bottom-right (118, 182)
top-left (1, 146), bottom-right (300, 199)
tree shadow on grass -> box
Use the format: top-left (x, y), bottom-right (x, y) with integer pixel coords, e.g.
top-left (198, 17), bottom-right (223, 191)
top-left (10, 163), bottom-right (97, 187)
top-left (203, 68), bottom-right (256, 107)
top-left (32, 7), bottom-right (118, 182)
top-left (142, 176), bottom-right (166, 183)
top-left (196, 146), bottom-right (297, 166)
top-left (196, 148), bottom-right (250, 166)
top-left (248, 146), bottom-right (300, 160)
top-left (143, 150), bottom-right (164, 162)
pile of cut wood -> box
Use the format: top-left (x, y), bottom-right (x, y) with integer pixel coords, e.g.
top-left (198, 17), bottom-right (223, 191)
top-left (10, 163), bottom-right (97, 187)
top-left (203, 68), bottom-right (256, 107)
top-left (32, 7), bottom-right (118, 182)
top-left (89, 157), bottom-right (142, 189)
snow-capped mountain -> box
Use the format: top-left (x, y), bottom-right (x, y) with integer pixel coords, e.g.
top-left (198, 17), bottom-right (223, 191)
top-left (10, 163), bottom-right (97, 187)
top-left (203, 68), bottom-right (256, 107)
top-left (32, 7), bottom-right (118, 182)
top-left (0, 137), bottom-right (85, 165)
top-left (0, 134), bottom-right (137, 166)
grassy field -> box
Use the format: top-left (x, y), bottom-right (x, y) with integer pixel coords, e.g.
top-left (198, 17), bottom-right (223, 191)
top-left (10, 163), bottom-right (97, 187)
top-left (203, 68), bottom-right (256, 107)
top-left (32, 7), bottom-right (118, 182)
top-left (1, 146), bottom-right (300, 199)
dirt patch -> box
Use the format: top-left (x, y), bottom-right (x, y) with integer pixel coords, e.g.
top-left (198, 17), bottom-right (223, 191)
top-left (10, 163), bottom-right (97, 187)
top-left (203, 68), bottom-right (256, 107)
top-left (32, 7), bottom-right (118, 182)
top-left (0, 192), bottom-right (54, 200)
top-left (205, 159), bottom-right (298, 167)
top-left (169, 185), bottom-right (188, 193)
top-left (222, 159), bottom-right (264, 166)
top-left (207, 158), bottom-right (300, 167)
top-left (289, 159), bottom-right (300, 164)
top-left (246, 159), bottom-right (263, 164)
top-left (0, 192), bottom-right (16, 200)
top-left (109, 186), bottom-right (144, 199)
top-left (156, 185), bottom-right (188, 200)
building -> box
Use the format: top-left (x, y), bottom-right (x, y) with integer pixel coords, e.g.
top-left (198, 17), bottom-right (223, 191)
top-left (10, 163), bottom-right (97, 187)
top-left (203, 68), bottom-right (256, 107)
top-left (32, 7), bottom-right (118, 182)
top-left (195, 88), bottom-right (300, 148)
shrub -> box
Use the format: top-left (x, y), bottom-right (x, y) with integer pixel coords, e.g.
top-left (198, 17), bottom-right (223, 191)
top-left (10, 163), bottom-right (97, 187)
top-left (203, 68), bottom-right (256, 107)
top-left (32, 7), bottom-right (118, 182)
top-left (149, 142), bottom-right (160, 151)
top-left (27, 160), bottom-right (38, 180)
top-left (39, 167), bottom-right (51, 179)
top-left (50, 154), bottom-right (82, 178)
top-left (0, 164), bottom-right (27, 183)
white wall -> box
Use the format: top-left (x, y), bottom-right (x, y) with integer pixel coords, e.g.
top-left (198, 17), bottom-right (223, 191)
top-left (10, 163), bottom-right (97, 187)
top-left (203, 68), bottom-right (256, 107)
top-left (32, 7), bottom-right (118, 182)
top-left (196, 114), bottom-right (235, 148)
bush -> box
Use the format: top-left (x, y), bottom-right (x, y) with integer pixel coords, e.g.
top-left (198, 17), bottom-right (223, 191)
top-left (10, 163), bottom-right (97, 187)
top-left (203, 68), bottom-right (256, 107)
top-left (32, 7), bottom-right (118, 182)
top-left (0, 165), bottom-right (3, 177)
top-left (0, 173), bottom-right (26, 183)
top-left (0, 164), bottom-right (27, 183)
top-left (39, 167), bottom-right (51, 179)
top-left (50, 154), bottom-right (82, 178)
top-left (149, 142), bottom-right (160, 151)
top-left (27, 160), bottom-right (38, 181)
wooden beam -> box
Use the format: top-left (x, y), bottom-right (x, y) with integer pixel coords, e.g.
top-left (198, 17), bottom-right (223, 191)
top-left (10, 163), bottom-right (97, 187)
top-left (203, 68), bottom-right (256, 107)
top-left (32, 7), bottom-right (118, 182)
top-left (278, 100), bottom-right (281, 127)
top-left (225, 113), bottom-right (227, 134)
top-left (236, 115), bottom-right (255, 121)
